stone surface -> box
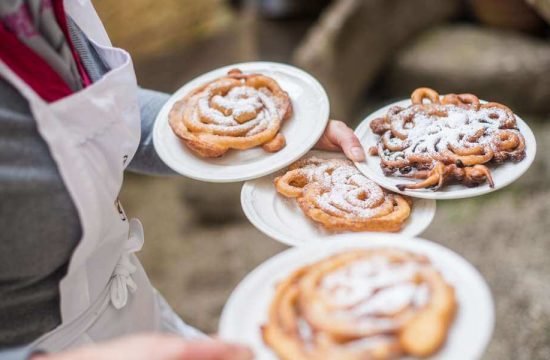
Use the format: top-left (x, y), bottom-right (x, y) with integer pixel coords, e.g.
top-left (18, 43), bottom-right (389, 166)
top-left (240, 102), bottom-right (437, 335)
top-left (181, 180), bottom-right (245, 223)
top-left (94, 0), bottom-right (233, 59)
top-left (526, 0), bottom-right (550, 24)
top-left (383, 25), bottom-right (550, 115)
top-left (293, 0), bottom-right (463, 119)
top-left (95, 3), bottom-right (258, 94)
top-left (470, 0), bottom-right (548, 33)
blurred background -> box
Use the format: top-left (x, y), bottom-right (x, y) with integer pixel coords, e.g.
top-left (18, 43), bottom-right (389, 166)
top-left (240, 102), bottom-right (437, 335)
top-left (94, 0), bottom-right (550, 358)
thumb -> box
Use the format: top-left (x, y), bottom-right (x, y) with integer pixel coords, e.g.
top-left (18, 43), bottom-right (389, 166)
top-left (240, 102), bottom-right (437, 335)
top-left (330, 121), bottom-right (365, 162)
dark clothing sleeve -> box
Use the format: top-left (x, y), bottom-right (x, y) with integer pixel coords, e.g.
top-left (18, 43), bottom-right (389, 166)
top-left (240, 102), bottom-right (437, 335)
top-left (127, 88), bottom-right (176, 176)
top-left (0, 346), bottom-right (35, 360)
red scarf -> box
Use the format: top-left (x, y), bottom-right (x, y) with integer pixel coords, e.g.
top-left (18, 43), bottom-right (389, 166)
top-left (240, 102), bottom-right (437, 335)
top-left (0, 0), bottom-right (90, 102)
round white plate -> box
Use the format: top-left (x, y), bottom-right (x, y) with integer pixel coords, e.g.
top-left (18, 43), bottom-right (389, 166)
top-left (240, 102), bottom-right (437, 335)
top-left (354, 99), bottom-right (537, 199)
top-left (219, 234), bottom-right (494, 360)
top-left (241, 151), bottom-right (436, 245)
top-left (153, 62), bottom-right (330, 182)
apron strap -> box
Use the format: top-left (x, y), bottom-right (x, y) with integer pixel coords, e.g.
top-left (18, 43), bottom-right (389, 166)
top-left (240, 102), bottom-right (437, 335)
top-left (110, 219), bottom-right (144, 309)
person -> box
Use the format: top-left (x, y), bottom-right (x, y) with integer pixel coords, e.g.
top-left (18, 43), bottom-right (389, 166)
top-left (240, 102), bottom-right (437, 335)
top-left (0, 1), bottom-right (365, 359)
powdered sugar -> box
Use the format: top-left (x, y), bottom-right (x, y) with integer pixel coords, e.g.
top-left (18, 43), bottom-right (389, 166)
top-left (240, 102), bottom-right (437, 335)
top-left (195, 84), bottom-right (279, 136)
top-left (319, 256), bottom-right (432, 331)
top-left (297, 157), bottom-right (389, 218)
top-left (297, 317), bottom-right (397, 353)
top-left (382, 104), bottom-right (514, 161)
top-left (342, 335), bottom-right (397, 351)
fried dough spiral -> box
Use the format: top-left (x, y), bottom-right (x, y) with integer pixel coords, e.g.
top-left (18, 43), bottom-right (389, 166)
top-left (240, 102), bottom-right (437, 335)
top-left (369, 88), bottom-right (526, 191)
top-left (169, 69), bottom-right (292, 157)
top-left (262, 248), bottom-right (457, 360)
top-left (274, 156), bottom-right (411, 232)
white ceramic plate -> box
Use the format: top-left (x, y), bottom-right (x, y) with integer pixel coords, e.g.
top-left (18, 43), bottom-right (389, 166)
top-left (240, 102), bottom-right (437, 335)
top-left (241, 151), bottom-right (436, 245)
top-left (219, 234), bottom-right (494, 360)
top-left (153, 62), bottom-right (329, 182)
top-left (354, 99), bottom-right (537, 199)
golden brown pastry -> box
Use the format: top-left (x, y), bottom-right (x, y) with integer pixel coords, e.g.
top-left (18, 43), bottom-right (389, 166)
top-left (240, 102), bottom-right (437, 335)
top-left (262, 248), bottom-right (457, 359)
top-left (169, 69), bottom-right (292, 158)
top-left (274, 156), bottom-right (411, 232)
top-left (369, 87), bottom-right (526, 191)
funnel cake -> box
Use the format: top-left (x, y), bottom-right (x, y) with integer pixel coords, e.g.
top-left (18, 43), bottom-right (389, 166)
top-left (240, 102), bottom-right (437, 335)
top-left (369, 88), bottom-right (526, 191)
top-left (169, 69), bottom-right (292, 158)
top-left (274, 157), bottom-right (411, 232)
top-left (262, 248), bottom-right (457, 359)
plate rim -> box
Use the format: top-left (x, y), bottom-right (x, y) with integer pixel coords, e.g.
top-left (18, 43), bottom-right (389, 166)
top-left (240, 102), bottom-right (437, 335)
top-left (219, 233), bottom-right (495, 360)
top-left (152, 61), bottom-right (330, 183)
top-left (354, 98), bottom-right (537, 200)
top-left (240, 150), bottom-right (437, 246)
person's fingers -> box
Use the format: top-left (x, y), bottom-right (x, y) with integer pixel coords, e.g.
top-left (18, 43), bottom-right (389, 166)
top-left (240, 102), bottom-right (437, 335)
top-left (331, 121), bottom-right (365, 161)
top-left (314, 132), bottom-right (340, 151)
top-left (87, 335), bottom-right (188, 360)
top-left (315, 120), bottom-right (350, 152)
top-left (180, 341), bottom-right (253, 360)
top-left (37, 335), bottom-right (253, 360)
top-left (322, 120), bottom-right (365, 161)
top-left (108, 336), bottom-right (252, 360)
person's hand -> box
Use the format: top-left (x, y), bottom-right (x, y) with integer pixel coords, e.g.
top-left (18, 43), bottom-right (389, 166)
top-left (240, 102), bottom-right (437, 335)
top-left (314, 120), bottom-right (365, 162)
top-left (31, 334), bottom-right (253, 360)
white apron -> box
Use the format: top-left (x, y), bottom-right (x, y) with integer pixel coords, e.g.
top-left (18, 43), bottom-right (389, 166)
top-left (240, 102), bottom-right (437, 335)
top-left (0, 0), bottom-right (203, 352)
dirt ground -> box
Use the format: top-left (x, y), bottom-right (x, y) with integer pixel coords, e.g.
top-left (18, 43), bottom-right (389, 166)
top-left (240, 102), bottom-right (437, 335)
top-left (120, 118), bottom-right (550, 360)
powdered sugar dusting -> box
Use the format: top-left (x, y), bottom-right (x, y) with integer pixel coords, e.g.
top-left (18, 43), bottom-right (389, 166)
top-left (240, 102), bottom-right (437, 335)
top-left (320, 256), bottom-right (431, 330)
top-left (343, 335), bottom-right (397, 351)
top-left (297, 157), bottom-right (390, 218)
top-left (381, 104), bottom-right (518, 162)
top-left (195, 84), bottom-right (279, 136)
top-left (297, 317), bottom-right (397, 352)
